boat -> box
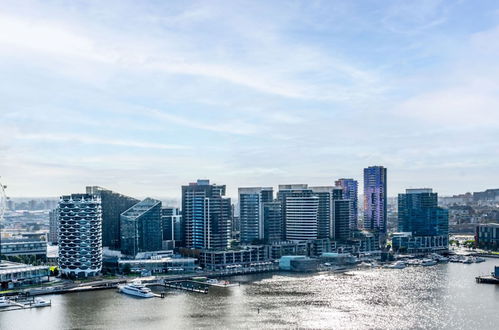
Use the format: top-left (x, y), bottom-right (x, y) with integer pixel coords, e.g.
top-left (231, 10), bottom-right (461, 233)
top-left (33, 298), bottom-right (51, 307)
top-left (421, 259), bottom-right (437, 266)
top-left (461, 257), bottom-right (473, 264)
top-left (474, 257), bottom-right (486, 263)
top-left (385, 261), bottom-right (406, 269)
top-left (0, 296), bottom-right (12, 308)
top-left (118, 280), bottom-right (155, 298)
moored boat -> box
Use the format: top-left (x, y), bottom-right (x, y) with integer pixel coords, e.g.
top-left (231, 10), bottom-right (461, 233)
top-left (118, 280), bottom-right (155, 298)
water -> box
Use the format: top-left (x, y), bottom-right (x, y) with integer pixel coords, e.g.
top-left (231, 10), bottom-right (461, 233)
top-left (1, 259), bottom-right (498, 329)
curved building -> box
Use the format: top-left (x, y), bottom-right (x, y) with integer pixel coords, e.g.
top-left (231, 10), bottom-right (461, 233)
top-left (58, 194), bottom-right (102, 277)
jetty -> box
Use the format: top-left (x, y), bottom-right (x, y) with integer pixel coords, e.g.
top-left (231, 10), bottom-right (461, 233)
top-left (475, 265), bottom-right (499, 284)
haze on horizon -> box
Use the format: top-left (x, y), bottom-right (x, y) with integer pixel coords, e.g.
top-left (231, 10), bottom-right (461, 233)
top-left (1, 0), bottom-right (499, 199)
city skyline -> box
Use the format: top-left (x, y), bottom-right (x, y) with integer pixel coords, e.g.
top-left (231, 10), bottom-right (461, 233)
top-left (2, 0), bottom-right (499, 197)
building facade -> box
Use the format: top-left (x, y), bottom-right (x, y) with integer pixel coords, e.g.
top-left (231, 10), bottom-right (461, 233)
top-left (335, 178), bottom-right (359, 230)
top-left (48, 208), bottom-right (59, 244)
top-left (161, 207), bottom-right (182, 247)
top-left (58, 194), bottom-right (102, 277)
top-left (120, 198), bottom-right (163, 256)
top-left (182, 180), bottom-right (231, 250)
top-left (395, 188), bottom-right (449, 252)
top-left (86, 186), bottom-right (138, 250)
top-left (363, 166), bottom-right (387, 233)
top-left (263, 201), bottom-right (283, 243)
top-left (476, 223), bottom-right (499, 250)
top-left (238, 187), bottom-right (273, 244)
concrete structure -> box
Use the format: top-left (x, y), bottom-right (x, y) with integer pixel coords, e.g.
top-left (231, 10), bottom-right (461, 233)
top-left (182, 180), bottom-right (231, 250)
top-left (120, 198), bottom-right (163, 256)
top-left (86, 186), bottom-right (139, 250)
top-left (238, 187), bottom-right (273, 244)
top-left (476, 223), bottom-right (499, 250)
top-left (335, 178), bottom-right (359, 230)
top-left (363, 166), bottom-right (387, 234)
top-left (58, 194), bottom-right (102, 277)
top-left (0, 261), bottom-right (50, 289)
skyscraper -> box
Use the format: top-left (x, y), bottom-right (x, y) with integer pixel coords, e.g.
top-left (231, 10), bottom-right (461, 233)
top-left (161, 207), bottom-right (182, 247)
top-left (58, 194), bottom-right (102, 277)
top-left (333, 199), bottom-right (351, 241)
top-left (120, 198), bottom-right (163, 256)
top-left (263, 201), bottom-right (283, 243)
top-left (335, 178), bottom-right (359, 230)
top-left (86, 186), bottom-right (138, 250)
top-left (285, 196), bottom-right (319, 241)
top-left (363, 166), bottom-right (387, 233)
top-left (310, 186), bottom-right (343, 239)
top-left (48, 207), bottom-right (59, 244)
top-left (398, 189), bottom-right (449, 237)
top-left (182, 180), bottom-right (231, 250)
top-left (238, 187), bottom-right (273, 244)
top-left (277, 184), bottom-right (315, 240)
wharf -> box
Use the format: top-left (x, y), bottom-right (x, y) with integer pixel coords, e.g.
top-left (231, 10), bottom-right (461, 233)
top-left (154, 280), bottom-right (209, 294)
top-left (475, 275), bottom-right (499, 284)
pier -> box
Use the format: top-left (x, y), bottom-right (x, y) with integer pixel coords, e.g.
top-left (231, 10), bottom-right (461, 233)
top-left (154, 280), bottom-right (209, 294)
top-left (475, 275), bottom-right (499, 284)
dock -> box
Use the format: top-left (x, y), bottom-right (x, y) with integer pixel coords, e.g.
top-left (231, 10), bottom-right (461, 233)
top-left (475, 275), bottom-right (499, 284)
top-left (155, 280), bottom-right (209, 294)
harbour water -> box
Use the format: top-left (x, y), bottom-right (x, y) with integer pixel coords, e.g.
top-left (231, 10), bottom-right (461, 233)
top-left (1, 259), bottom-right (498, 329)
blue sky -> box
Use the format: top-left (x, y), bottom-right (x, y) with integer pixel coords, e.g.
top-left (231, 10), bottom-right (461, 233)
top-left (1, 0), bottom-right (499, 198)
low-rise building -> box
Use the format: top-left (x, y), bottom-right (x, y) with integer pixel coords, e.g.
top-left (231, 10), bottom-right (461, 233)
top-left (0, 261), bottom-right (50, 289)
top-left (476, 223), bottom-right (499, 250)
top-left (118, 257), bottom-right (197, 274)
top-left (0, 238), bottom-right (47, 259)
top-left (199, 246), bottom-right (271, 271)
top-left (391, 232), bottom-right (448, 253)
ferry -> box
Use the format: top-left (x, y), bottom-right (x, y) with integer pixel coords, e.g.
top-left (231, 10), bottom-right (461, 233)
top-left (118, 280), bottom-right (155, 298)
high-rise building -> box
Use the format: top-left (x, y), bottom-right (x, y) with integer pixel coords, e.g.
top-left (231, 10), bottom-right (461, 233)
top-left (333, 199), bottom-right (351, 241)
top-left (310, 186), bottom-right (343, 239)
top-left (58, 194), bottom-right (102, 277)
top-left (86, 186), bottom-right (138, 250)
top-left (263, 201), bottom-right (283, 243)
top-left (182, 180), bottom-right (231, 250)
top-left (285, 195), bottom-right (319, 241)
top-left (363, 166), bottom-right (387, 233)
top-left (277, 184), bottom-right (315, 240)
top-left (161, 207), bottom-right (182, 247)
top-left (238, 187), bottom-right (273, 244)
top-left (335, 178), bottom-right (359, 230)
top-left (120, 198), bottom-right (163, 256)
top-left (398, 189), bottom-right (448, 237)
top-left (48, 208), bottom-right (59, 244)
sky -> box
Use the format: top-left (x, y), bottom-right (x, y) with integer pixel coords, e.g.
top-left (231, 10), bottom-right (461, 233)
top-left (1, 0), bottom-right (499, 199)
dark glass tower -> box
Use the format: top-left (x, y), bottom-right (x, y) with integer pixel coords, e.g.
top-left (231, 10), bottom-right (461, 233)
top-left (86, 186), bottom-right (138, 250)
top-left (120, 198), bottom-right (163, 256)
top-left (182, 180), bottom-right (231, 250)
top-left (363, 166), bottom-right (387, 233)
top-left (398, 189), bottom-right (449, 237)
top-left (263, 201), bottom-right (283, 243)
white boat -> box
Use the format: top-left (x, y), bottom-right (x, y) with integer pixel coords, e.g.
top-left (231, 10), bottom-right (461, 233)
top-left (385, 261), bottom-right (406, 269)
top-left (474, 257), bottom-right (486, 263)
top-left (461, 257), bottom-right (473, 264)
top-left (118, 280), bottom-right (155, 298)
top-left (33, 298), bottom-right (51, 307)
top-left (421, 259), bottom-right (437, 266)
top-left (0, 296), bottom-right (12, 308)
